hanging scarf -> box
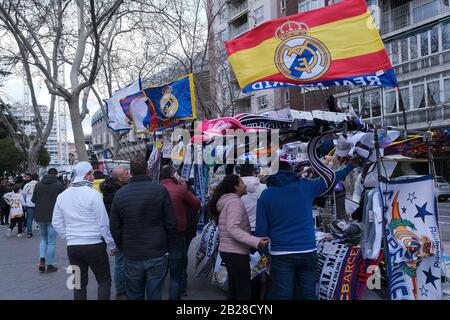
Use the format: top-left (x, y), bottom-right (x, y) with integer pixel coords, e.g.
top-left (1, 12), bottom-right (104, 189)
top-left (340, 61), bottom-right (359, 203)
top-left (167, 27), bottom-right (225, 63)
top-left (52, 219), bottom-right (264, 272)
top-left (307, 130), bottom-right (337, 196)
top-left (147, 146), bottom-right (162, 182)
top-left (71, 181), bottom-right (93, 188)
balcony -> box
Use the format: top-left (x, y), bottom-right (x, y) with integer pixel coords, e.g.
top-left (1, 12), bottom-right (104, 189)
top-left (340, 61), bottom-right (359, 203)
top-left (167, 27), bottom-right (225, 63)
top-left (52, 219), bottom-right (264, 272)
top-left (368, 103), bottom-right (450, 130)
top-left (393, 51), bottom-right (450, 77)
top-left (229, 21), bottom-right (249, 39)
top-left (228, 0), bottom-right (249, 24)
top-left (380, 0), bottom-right (450, 36)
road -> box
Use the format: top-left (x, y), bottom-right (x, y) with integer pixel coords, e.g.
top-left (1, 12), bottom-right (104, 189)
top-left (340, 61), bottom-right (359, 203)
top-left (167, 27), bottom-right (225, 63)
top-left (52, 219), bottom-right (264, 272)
top-left (0, 202), bottom-right (448, 300)
top-left (0, 226), bottom-right (226, 300)
top-left (438, 201), bottom-right (450, 250)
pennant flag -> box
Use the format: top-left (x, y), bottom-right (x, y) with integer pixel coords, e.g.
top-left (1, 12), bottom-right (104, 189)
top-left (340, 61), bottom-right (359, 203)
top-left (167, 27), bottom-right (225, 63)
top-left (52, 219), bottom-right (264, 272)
top-left (143, 74), bottom-right (196, 122)
top-left (225, 0), bottom-right (398, 92)
top-left (105, 79), bottom-right (142, 131)
top-left (381, 175), bottom-right (441, 300)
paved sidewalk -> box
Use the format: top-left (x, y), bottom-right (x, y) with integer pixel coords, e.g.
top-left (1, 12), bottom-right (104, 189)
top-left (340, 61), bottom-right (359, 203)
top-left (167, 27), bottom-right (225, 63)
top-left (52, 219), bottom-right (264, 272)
top-left (0, 225), bottom-right (226, 300)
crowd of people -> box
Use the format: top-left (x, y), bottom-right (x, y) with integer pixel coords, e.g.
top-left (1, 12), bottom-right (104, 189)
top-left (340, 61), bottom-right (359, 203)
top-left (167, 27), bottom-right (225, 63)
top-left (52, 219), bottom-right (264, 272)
top-left (0, 150), bottom-right (361, 301)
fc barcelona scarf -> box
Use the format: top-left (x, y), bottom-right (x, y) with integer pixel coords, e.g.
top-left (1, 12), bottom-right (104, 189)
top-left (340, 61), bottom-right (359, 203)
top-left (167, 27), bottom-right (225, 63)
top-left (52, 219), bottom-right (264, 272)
top-left (381, 175), bottom-right (442, 300)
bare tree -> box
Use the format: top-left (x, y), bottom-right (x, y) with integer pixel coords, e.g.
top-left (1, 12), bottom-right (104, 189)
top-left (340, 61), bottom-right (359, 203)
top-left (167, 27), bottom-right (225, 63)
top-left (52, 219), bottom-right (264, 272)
top-left (0, 0), bottom-right (123, 161)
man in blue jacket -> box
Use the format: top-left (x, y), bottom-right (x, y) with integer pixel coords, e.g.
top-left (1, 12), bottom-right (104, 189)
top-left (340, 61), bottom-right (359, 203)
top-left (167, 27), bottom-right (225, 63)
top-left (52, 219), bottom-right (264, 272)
top-left (255, 159), bottom-right (359, 300)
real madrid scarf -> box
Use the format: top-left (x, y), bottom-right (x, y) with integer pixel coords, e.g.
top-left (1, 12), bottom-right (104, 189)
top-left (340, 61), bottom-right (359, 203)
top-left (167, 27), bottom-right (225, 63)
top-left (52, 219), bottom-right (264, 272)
top-left (147, 146), bottom-right (162, 182)
top-left (307, 130), bottom-right (336, 196)
top-left (71, 181), bottom-right (93, 188)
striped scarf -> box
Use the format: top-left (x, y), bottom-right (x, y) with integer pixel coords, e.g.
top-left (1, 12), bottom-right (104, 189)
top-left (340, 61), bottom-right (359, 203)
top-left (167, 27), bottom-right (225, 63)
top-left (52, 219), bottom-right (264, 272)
top-left (307, 130), bottom-right (336, 196)
top-left (71, 181), bottom-right (93, 188)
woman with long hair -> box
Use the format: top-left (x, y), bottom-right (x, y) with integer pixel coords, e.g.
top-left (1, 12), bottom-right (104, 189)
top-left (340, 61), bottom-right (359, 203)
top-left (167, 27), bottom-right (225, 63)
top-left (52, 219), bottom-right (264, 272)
top-left (208, 174), bottom-right (269, 300)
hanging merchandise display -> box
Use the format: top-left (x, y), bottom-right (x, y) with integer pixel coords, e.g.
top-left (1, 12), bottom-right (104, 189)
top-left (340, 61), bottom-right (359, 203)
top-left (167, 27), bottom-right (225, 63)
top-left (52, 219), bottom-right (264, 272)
top-left (316, 242), bottom-right (350, 300)
top-left (381, 175), bottom-right (442, 300)
top-left (147, 143), bottom-right (162, 182)
top-left (195, 220), bottom-right (220, 280)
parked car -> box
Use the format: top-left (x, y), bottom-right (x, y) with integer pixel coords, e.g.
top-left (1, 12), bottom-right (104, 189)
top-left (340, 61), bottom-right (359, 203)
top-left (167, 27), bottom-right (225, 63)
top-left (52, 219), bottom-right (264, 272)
top-left (436, 176), bottom-right (450, 202)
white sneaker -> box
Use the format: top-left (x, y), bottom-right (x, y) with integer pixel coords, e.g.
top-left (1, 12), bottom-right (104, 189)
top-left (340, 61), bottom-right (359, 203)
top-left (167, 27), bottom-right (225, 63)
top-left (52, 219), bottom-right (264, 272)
top-left (6, 229), bottom-right (12, 238)
top-left (17, 233), bottom-right (25, 238)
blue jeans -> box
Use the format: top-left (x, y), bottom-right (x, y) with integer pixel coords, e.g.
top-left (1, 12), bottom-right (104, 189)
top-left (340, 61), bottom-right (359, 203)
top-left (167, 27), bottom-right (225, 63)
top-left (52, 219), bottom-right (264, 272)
top-left (39, 223), bottom-right (56, 266)
top-left (26, 207), bottom-right (34, 234)
top-left (169, 235), bottom-right (187, 300)
top-left (123, 255), bottom-right (168, 300)
top-left (269, 251), bottom-right (318, 300)
top-left (114, 249), bottom-right (125, 295)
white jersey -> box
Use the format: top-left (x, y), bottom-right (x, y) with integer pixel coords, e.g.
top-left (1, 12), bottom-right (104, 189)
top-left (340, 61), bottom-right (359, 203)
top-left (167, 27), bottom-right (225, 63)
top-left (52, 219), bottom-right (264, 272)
top-left (2, 192), bottom-right (25, 218)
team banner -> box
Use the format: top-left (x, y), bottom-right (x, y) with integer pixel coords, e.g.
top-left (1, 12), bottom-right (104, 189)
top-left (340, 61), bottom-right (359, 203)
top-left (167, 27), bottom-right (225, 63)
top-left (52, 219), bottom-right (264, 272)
top-left (225, 0), bottom-right (398, 92)
top-left (143, 74), bottom-right (196, 122)
top-left (105, 79), bottom-right (142, 131)
top-left (381, 175), bottom-right (442, 300)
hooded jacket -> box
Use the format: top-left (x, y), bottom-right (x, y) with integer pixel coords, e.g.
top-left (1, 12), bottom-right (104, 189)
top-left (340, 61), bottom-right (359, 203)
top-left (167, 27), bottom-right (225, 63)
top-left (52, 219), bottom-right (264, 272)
top-left (100, 178), bottom-right (122, 215)
top-left (161, 178), bottom-right (200, 234)
top-left (32, 175), bottom-right (65, 223)
top-left (217, 193), bottom-right (261, 255)
top-left (255, 164), bottom-right (354, 253)
top-left (241, 176), bottom-right (266, 232)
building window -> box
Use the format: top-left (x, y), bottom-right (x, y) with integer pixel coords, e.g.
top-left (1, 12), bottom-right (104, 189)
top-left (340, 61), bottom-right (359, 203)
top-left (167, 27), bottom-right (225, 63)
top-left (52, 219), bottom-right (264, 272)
top-left (413, 0), bottom-right (439, 24)
top-left (254, 6), bottom-right (264, 25)
top-left (443, 23), bottom-right (450, 50)
top-left (427, 81), bottom-right (440, 106)
top-left (285, 90), bottom-right (290, 103)
top-left (413, 84), bottom-right (426, 109)
top-left (371, 92), bottom-right (381, 117)
top-left (385, 90), bottom-right (397, 114)
top-left (257, 95), bottom-right (268, 109)
top-left (281, 0), bottom-right (286, 11)
top-left (350, 96), bottom-right (360, 117)
top-left (400, 38), bottom-right (409, 63)
top-left (431, 25), bottom-right (439, 54)
top-left (420, 31), bottom-right (429, 57)
top-left (399, 87), bottom-right (410, 111)
top-left (444, 78), bottom-right (450, 102)
top-left (391, 41), bottom-right (399, 65)
top-left (361, 95), bottom-right (370, 119)
top-left (298, 0), bottom-right (319, 13)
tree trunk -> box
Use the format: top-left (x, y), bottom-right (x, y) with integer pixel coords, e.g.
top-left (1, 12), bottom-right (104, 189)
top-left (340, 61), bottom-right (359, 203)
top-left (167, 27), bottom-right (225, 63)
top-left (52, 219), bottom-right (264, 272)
top-left (27, 150), bottom-right (39, 174)
top-left (68, 98), bottom-right (89, 161)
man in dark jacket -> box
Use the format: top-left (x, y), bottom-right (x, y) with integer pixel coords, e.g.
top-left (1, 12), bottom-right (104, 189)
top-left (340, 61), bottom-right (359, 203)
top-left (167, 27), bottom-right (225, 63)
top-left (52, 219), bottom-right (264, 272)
top-left (0, 177), bottom-right (10, 226)
top-left (160, 165), bottom-right (200, 300)
top-left (110, 155), bottom-right (178, 300)
top-left (100, 165), bottom-right (130, 300)
top-left (31, 168), bottom-right (65, 272)
top-left (100, 166), bottom-right (130, 215)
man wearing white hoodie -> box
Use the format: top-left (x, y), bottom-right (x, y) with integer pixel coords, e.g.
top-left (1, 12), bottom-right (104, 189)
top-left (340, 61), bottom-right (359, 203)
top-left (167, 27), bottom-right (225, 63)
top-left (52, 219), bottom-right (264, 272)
top-left (239, 164), bottom-right (266, 233)
top-left (239, 164), bottom-right (267, 300)
top-left (52, 161), bottom-right (116, 300)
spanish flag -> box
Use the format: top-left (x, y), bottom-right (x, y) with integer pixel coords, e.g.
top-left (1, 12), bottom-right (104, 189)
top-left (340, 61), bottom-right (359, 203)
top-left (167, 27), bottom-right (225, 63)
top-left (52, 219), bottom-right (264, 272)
top-left (225, 0), bottom-right (398, 93)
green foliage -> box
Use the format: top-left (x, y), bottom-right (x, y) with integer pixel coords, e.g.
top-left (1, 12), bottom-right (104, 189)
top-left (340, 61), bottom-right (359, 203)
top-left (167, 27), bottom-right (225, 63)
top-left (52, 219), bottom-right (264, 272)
top-left (38, 147), bottom-right (51, 167)
top-left (0, 138), bottom-right (26, 174)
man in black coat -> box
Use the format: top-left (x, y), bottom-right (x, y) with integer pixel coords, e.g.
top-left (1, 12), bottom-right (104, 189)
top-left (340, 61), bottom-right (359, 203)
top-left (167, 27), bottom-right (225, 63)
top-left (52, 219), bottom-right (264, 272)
top-left (0, 177), bottom-right (11, 226)
top-left (110, 155), bottom-right (177, 300)
top-left (100, 165), bottom-right (130, 300)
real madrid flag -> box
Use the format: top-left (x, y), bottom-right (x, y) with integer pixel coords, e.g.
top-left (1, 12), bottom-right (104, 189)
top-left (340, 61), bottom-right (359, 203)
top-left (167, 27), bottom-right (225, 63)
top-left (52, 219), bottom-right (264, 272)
top-left (225, 0), bottom-right (398, 92)
top-left (105, 79), bottom-right (142, 131)
top-left (143, 74), bottom-right (196, 122)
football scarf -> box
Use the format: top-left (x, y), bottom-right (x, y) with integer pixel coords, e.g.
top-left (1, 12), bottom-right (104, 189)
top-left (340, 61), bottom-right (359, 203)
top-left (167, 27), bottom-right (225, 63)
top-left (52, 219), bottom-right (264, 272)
top-left (333, 246), bottom-right (364, 300)
top-left (147, 146), bottom-right (162, 182)
top-left (195, 220), bottom-right (220, 279)
top-left (307, 130), bottom-right (336, 196)
top-left (317, 242), bottom-right (350, 300)
top-left (381, 175), bottom-right (442, 300)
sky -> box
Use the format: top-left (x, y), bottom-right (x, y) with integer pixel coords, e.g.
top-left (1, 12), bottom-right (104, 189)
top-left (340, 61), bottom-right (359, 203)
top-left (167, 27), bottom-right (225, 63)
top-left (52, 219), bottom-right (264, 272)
top-left (2, 75), bottom-right (101, 143)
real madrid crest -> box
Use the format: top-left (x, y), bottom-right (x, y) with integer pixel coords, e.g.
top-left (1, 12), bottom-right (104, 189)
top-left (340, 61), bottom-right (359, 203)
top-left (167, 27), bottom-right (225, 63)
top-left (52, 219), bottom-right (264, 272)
top-left (274, 20), bottom-right (331, 82)
top-left (159, 85), bottom-right (179, 119)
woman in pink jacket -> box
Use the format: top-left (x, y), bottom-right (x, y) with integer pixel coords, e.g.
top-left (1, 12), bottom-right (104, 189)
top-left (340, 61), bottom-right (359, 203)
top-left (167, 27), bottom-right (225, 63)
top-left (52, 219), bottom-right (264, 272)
top-left (208, 175), bottom-right (269, 300)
